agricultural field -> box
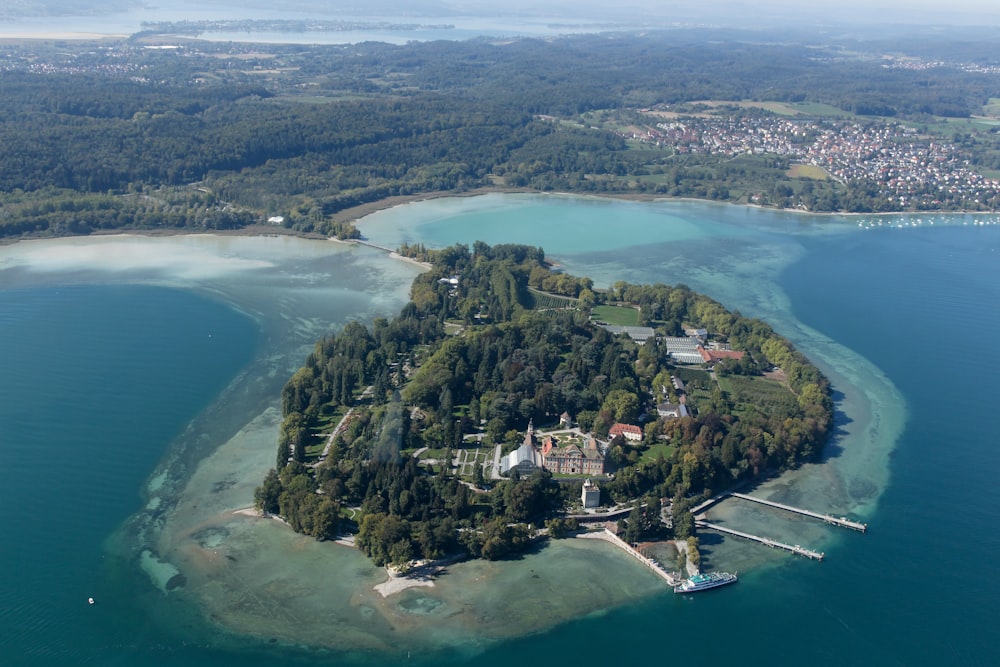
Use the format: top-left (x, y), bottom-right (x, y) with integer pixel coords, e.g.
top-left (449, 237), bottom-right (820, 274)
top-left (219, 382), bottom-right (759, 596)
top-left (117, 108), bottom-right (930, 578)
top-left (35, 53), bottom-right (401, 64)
top-left (718, 375), bottom-right (798, 415)
top-left (787, 101), bottom-right (857, 118)
top-left (672, 368), bottom-right (713, 390)
top-left (528, 289), bottom-right (578, 310)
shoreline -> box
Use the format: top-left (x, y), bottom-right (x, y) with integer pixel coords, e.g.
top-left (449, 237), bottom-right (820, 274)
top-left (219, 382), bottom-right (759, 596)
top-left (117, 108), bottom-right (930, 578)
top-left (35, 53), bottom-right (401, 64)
top-left (2, 188), bottom-right (995, 249)
top-left (372, 553), bottom-right (467, 598)
top-left (332, 186), bottom-right (1000, 224)
top-left (0, 32), bottom-right (131, 41)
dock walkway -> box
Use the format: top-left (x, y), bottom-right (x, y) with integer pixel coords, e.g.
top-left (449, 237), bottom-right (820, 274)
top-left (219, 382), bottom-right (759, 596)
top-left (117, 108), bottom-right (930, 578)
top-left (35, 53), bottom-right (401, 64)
top-left (730, 493), bottom-right (867, 532)
top-left (695, 520), bottom-right (824, 560)
top-left (353, 239), bottom-right (396, 253)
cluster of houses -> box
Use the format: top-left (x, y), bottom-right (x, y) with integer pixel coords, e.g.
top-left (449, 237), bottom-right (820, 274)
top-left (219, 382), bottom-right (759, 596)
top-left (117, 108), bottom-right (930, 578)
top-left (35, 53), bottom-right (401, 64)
top-left (628, 111), bottom-right (1000, 210)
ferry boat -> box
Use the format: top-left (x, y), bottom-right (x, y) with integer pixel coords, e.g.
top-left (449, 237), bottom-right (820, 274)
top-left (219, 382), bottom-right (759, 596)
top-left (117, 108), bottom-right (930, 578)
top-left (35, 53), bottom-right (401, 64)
top-left (674, 571), bottom-right (737, 593)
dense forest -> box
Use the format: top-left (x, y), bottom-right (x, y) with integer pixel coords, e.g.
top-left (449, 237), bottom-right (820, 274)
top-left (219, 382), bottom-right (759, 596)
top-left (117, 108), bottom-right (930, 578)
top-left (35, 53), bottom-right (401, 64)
top-left (1, 29), bottom-right (999, 241)
top-left (255, 243), bottom-right (833, 568)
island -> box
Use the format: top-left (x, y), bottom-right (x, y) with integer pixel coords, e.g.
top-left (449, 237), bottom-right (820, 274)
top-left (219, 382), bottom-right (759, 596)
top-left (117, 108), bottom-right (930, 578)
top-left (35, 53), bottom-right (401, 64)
top-left (255, 241), bottom-right (833, 581)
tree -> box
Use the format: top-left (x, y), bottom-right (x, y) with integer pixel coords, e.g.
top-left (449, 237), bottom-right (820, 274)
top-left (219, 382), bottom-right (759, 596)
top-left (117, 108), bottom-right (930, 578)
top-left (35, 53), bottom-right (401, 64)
top-left (623, 506), bottom-right (643, 545)
top-left (356, 513), bottom-right (412, 566)
top-left (254, 469), bottom-right (282, 514)
top-left (643, 495), bottom-right (663, 536)
top-left (473, 459), bottom-right (486, 488)
top-left (546, 517), bottom-right (579, 538)
top-left (686, 536), bottom-right (701, 569)
top-left (279, 412), bottom-right (310, 464)
top-left (601, 389), bottom-right (640, 424)
top-left (504, 471), bottom-right (549, 522)
top-left (439, 386), bottom-right (455, 445)
top-left (309, 497), bottom-right (341, 540)
top-left (389, 539), bottom-right (415, 570)
top-left (480, 517), bottom-right (532, 560)
top-left (672, 503), bottom-right (694, 539)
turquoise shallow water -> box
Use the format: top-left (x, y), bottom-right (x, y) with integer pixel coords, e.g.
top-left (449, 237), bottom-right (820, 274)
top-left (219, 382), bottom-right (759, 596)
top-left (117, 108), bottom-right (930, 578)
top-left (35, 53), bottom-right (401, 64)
top-left (1, 199), bottom-right (999, 665)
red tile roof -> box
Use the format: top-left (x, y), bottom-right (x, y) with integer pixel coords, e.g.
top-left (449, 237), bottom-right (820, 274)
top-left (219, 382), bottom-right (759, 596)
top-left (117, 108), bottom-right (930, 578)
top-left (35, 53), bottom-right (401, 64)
top-left (609, 423), bottom-right (643, 439)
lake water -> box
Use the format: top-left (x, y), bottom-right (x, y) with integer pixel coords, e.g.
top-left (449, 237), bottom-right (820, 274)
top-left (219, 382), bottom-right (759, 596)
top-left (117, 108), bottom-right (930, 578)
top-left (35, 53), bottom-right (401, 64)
top-left (0, 3), bottom-right (622, 43)
top-left (2, 197), bottom-right (999, 665)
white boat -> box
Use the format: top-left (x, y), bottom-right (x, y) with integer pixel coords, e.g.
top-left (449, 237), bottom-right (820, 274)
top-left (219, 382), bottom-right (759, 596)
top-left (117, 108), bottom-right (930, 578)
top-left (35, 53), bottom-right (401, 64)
top-left (674, 571), bottom-right (737, 593)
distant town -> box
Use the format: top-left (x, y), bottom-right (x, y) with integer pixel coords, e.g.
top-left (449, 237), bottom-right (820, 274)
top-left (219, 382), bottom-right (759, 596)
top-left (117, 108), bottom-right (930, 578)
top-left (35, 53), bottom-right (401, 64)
top-left (626, 110), bottom-right (1000, 211)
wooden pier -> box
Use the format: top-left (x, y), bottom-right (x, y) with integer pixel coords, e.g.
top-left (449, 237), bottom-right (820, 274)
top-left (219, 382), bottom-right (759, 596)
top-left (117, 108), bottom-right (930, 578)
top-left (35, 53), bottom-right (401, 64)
top-left (695, 521), bottom-right (824, 561)
top-left (730, 493), bottom-right (867, 532)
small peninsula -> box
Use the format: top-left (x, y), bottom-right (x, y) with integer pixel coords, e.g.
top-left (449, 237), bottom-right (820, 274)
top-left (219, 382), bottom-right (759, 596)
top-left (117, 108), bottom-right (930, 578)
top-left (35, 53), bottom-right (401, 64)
top-left (256, 241), bottom-right (833, 578)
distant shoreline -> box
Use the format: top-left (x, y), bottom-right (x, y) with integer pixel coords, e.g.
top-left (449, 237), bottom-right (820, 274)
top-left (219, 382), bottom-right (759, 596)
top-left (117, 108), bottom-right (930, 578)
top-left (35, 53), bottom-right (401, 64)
top-left (328, 187), bottom-right (999, 226)
top-left (0, 32), bottom-right (130, 41)
top-left (2, 188), bottom-right (994, 249)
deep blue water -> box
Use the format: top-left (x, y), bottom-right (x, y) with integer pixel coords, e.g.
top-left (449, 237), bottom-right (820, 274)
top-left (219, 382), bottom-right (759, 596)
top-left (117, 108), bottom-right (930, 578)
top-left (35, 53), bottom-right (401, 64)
top-left (778, 227), bottom-right (1000, 665)
top-left (2, 216), bottom-right (999, 666)
top-left (0, 285), bottom-right (258, 666)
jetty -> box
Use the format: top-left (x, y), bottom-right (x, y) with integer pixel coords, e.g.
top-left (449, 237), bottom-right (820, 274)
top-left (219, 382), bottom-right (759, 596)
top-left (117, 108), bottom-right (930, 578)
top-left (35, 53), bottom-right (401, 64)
top-left (730, 493), bottom-right (867, 532)
top-left (689, 489), bottom-right (733, 516)
top-left (695, 520), bottom-right (824, 561)
top-left (354, 239), bottom-right (396, 254)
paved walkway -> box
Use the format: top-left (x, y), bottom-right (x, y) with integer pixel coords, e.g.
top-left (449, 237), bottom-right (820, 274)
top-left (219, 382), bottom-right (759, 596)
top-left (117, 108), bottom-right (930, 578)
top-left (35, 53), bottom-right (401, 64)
top-left (491, 444), bottom-right (503, 479)
top-left (314, 385), bottom-right (373, 464)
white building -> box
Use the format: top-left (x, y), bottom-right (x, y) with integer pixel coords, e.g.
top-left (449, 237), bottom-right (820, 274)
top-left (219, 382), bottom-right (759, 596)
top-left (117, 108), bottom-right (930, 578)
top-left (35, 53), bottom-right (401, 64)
top-left (581, 479), bottom-right (601, 508)
top-left (656, 402), bottom-right (689, 419)
top-left (500, 421), bottom-right (543, 476)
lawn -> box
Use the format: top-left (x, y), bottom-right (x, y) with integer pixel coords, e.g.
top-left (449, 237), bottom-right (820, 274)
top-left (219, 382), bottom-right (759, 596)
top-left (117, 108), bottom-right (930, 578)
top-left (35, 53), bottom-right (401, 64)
top-left (641, 442), bottom-right (675, 463)
top-left (419, 447), bottom-right (449, 460)
top-left (592, 304), bottom-right (640, 326)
